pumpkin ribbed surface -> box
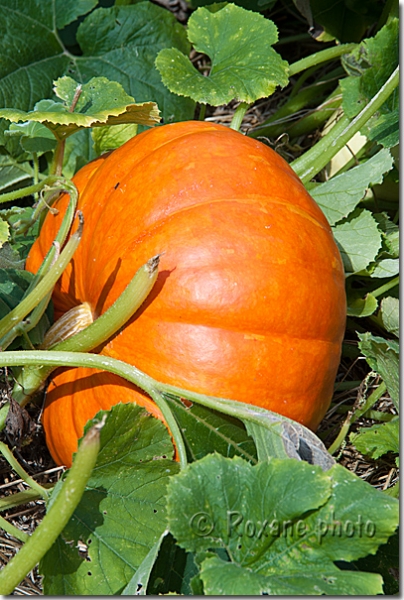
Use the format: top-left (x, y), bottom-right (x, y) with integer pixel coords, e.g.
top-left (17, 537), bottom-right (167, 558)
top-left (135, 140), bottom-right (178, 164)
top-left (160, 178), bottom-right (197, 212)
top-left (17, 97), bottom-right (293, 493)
top-left (26, 121), bottom-right (346, 466)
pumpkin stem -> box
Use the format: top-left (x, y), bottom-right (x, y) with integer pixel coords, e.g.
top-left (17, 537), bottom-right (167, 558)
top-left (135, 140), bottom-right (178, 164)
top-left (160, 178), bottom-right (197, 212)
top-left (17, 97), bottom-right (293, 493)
top-left (11, 255), bottom-right (160, 405)
top-left (41, 302), bottom-right (94, 349)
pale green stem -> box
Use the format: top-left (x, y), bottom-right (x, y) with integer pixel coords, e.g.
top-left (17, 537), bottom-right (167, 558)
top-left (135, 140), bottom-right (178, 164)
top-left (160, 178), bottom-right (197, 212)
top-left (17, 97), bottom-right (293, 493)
top-left (0, 420), bottom-right (101, 595)
top-left (144, 388), bottom-right (188, 469)
top-left (0, 293), bottom-right (52, 351)
top-left (3, 351), bottom-right (322, 459)
top-left (289, 43), bottom-right (357, 77)
top-left (13, 255), bottom-right (160, 404)
top-left (0, 514), bottom-right (29, 543)
top-left (0, 442), bottom-right (49, 501)
top-left (198, 104), bottom-right (207, 120)
top-left (230, 102), bottom-right (250, 131)
top-left (0, 488), bottom-right (51, 512)
top-left (292, 66), bottom-right (399, 184)
top-left (328, 382), bottom-right (387, 455)
top-left (0, 213), bottom-right (83, 343)
top-left (371, 275), bottom-right (399, 298)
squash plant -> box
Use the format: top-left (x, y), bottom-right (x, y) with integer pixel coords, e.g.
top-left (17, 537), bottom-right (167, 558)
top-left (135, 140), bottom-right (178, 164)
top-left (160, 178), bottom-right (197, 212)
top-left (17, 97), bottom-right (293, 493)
top-left (0, 0), bottom-right (399, 595)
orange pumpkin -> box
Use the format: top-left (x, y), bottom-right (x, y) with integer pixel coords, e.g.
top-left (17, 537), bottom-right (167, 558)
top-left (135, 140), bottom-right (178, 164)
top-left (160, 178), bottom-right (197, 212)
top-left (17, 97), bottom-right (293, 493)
top-left (26, 121), bottom-right (346, 466)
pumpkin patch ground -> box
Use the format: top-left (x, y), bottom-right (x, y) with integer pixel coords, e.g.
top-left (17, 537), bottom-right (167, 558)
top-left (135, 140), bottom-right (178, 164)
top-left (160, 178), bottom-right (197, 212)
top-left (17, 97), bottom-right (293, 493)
top-left (0, 0), bottom-right (398, 596)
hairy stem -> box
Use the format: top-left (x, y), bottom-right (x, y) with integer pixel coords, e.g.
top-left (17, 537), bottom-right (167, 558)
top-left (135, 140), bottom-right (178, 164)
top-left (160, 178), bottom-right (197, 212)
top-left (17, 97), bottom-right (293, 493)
top-left (289, 43), bottom-right (357, 77)
top-left (13, 255), bottom-right (161, 404)
top-left (291, 66), bottom-right (399, 183)
top-left (0, 442), bottom-right (49, 501)
top-left (0, 420), bottom-right (101, 595)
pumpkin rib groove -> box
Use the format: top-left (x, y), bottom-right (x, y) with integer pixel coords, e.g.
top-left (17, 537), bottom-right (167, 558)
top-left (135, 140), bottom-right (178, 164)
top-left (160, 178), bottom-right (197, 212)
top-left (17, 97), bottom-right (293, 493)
top-left (113, 195), bottom-right (332, 239)
top-left (118, 312), bottom-right (343, 343)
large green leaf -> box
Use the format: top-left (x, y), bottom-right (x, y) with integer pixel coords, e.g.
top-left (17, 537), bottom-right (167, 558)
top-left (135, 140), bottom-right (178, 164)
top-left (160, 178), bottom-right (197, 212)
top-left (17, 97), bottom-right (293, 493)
top-left (167, 454), bottom-right (398, 595)
top-left (164, 393), bottom-right (258, 463)
top-left (0, 1), bottom-right (194, 137)
top-left (0, 77), bottom-right (160, 140)
top-left (40, 403), bottom-right (179, 595)
top-left (156, 4), bottom-right (289, 105)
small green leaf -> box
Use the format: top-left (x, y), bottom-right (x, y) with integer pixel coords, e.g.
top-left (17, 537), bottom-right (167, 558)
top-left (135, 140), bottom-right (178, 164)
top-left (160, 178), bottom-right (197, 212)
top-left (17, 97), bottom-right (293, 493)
top-left (370, 258), bottom-right (399, 278)
top-left (350, 418), bottom-right (399, 460)
top-left (156, 4), bottom-right (289, 105)
top-left (0, 156), bottom-right (33, 193)
top-left (91, 123), bottom-right (138, 155)
top-left (6, 122), bottom-right (57, 154)
top-left (0, 77), bottom-right (160, 140)
top-left (311, 149), bottom-right (393, 226)
top-left (380, 296), bottom-right (399, 337)
top-left (0, 220), bottom-right (10, 247)
top-left (333, 209), bottom-right (382, 274)
top-left (358, 332), bottom-right (399, 410)
top-left (40, 403), bottom-right (179, 595)
top-left (346, 292), bottom-right (378, 318)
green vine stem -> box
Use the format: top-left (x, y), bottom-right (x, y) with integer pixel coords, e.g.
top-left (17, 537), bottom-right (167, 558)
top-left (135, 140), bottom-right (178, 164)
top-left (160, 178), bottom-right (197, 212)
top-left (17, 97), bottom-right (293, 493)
top-left (13, 255), bottom-right (161, 405)
top-left (0, 293), bottom-right (52, 351)
top-left (230, 102), bottom-right (250, 131)
top-left (0, 419), bottom-right (102, 595)
top-left (371, 275), bottom-right (399, 298)
top-left (0, 487), bottom-right (53, 512)
top-left (0, 212), bottom-right (83, 345)
top-left (0, 514), bottom-right (29, 543)
top-left (288, 43), bottom-right (357, 78)
top-left (0, 442), bottom-right (49, 501)
top-left (0, 175), bottom-right (67, 208)
top-left (3, 350), bottom-right (323, 466)
top-left (328, 381), bottom-right (387, 455)
top-left (249, 81), bottom-right (340, 140)
top-left (291, 65), bottom-right (399, 184)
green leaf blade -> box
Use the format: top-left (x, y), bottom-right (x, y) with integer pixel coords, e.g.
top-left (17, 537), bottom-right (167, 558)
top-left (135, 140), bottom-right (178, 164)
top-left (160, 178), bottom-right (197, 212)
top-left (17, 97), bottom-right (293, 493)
top-left (311, 149), bottom-right (393, 226)
top-left (156, 4), bottom-right (289, 105)
top-left (40, 403), bottom-right (179, 595)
